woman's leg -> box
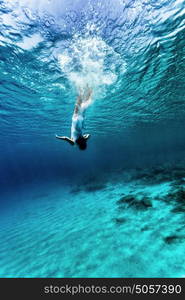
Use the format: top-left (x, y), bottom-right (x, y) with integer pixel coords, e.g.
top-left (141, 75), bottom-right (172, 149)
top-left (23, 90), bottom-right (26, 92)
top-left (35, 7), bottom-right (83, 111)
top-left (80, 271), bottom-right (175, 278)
top-left (74, 86), bottom-right (92, 115)
top-left (81, 86), bottom-right (93, 111)
top-left (84, 85), bottom-right (92, 102)
top-left (74, 88), bottom-right (83, 115)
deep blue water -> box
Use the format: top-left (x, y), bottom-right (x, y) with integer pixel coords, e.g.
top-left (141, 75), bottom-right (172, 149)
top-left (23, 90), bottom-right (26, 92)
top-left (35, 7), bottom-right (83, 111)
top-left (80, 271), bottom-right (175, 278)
top-left (1, 0), bottom-right (185, 277)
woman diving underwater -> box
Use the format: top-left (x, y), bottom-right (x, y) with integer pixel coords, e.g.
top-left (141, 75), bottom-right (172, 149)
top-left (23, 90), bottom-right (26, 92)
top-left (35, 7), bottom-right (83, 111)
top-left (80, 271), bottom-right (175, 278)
top-left (56, 86), bottom-right (92, 150)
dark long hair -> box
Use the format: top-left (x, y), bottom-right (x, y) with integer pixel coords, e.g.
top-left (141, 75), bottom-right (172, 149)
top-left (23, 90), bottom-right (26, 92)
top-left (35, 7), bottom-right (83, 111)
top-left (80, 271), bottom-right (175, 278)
top-left (76, 136), bottom-right (87, 150)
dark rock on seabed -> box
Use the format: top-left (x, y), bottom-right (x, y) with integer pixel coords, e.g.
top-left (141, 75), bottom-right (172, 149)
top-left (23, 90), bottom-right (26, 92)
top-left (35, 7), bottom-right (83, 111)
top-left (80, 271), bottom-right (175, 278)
top-left (164, 235), bottom-right (185, 245)
top-left (116, 194), bottom-right (152, 211)
top-left (114, 217), bottom-right (127, 225)
top-left (167, 187), bottom-right (185, 213)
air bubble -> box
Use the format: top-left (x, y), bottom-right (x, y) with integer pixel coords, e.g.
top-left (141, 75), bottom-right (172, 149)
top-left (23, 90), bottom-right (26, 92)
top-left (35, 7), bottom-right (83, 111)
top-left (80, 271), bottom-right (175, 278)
top-left (12, 12), bottom-right (18, 18)
top-left (58, 17), bottom-right (67, 30)
top-left (0, 2), bottom-right (12, 13)
top-left (49, 18), bottom-right (55, 25)
top-left (23, 8), bottom-right (37, 21)
top-left (68, 10), bottom-right (77, 22)
top-left (65, 10), bottom-right (77, 24)
top-left (60, 30), bottom-right (69, 39)
top-left (0, 3), bottom-right (6, 9)
top-left (45, 20), bottom-right (51, 27)
top-left (44, 17), bottom-right (55, 27)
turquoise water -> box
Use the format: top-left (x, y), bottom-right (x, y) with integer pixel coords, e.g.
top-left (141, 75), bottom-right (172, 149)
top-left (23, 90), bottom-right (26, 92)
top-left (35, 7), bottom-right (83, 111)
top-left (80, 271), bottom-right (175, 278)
top-left (0, 0), bottom-right (185, 277)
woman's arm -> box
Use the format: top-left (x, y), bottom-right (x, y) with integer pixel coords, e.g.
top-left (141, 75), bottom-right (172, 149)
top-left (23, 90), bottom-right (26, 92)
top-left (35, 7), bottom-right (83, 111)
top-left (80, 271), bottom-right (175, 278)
top-left (83, 134), bottom-right (90, 140)
top-left (55, 135), bottom-right (75, 145)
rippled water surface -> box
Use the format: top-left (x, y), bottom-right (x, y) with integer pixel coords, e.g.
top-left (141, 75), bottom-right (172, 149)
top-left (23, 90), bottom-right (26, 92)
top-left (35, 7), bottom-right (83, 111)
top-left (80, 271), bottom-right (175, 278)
top-left (0, 0), bottom-right (185, 277)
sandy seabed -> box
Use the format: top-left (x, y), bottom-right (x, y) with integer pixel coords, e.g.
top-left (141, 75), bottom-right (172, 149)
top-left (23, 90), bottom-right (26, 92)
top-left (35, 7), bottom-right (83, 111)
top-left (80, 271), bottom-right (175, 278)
top-left (0, 163), bottom-right (185, 278)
